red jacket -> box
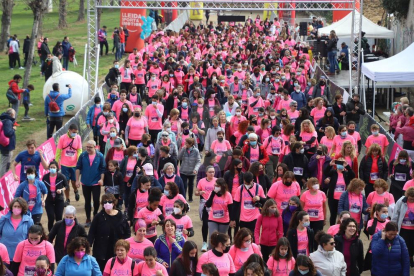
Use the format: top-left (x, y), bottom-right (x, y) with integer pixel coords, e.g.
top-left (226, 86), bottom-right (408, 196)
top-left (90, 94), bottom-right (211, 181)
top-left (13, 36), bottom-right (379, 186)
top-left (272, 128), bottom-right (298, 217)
top-left (8, 80), bottom-right (24, 100)
top-left (119, 31), bottom-right (125, 43)
top-left (254, 214), bottom-right (283, 246)
top-left (242, 143), bottom-right (269, 166)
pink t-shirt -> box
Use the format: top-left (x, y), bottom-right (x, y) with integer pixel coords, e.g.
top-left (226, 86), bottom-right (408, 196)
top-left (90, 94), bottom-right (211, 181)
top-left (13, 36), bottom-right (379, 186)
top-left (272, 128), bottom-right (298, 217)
top-left (134, 69), bottom-right (146, 85)
top-left (159, 194), bottom-right (187, 216)
top-left (124, 158), bottom-right (137, 181)
top-left (366, 191), bottom-right (395, 207)
top-left (92, 106), bottom-right (100, 127)
top-left (332, 135), bottom-right (356, 155)
top-left (127, 117), bottom-right (147, 140)
top-left (126, 237), bottom-right (154, 262)
top-left (267, 181), bottom-right (301, 211)
top-left (310, 107), bottom-right (326, 122)
top-left (112, 100), bottom-right (134, 120)
top-left (11, 216), bottom-right (21, 230)
top-left (57, 134), bottom-right (82, 167)
top-left (287, 110), bottom-right (299, 123)
top-left (349, 193), bottom-right (363, 224)
top-left (401, 201), bottom-right (414, 230)
top-left (137, 207), bottom-right (162, 238)
top-left (134, 190), bottom-right (149, 218)
top-left (267, 256), bottom-right (296, 276)
top-left (366, 218), bottom-right (390, 239)
top-left (300, 131), bottom-right (318, 148)
top-left (334, 172), bottom-right (346, 200)
top-left (28, 184), bottom-right (37, 211)
top-left (0, 243), bottom-right (10, 264)
top-left (112, 149), bottom-right (124, 162)
top-left (300, 191), bottom-right (326, 221)
top-left (146, 79), bottom-right (161, 97)
top-left (165, 214), bottom-right (193, 239)
top-left (320, 136), bottom-right (334, 154)
top-left (104, 256), bottom-right (139, 276)
top-left (64, 223), bottom-right (75, 248)
top-left (196, 250), bottom-right (236, 275)
top-left (234, 183), bottom-right (265, 222)
top-left (228, 243), bottom-right (262, 270)
top-left (208, 192), bottom-right (233, 223)
top-left (365, 134), bottom-right (389, 154)
top-left (210, 140), bottom-right (232, 162)
top-left (13, 240), bottom-right (55, 276)
top-left (197, 177), bottom-right (217, 200)
top-left (145, 104), bottom-right (164, 130)
top-left (50, 175), bottom-right (57, 196)
top-left (327, 224), bottom-right (341, 236)
top-left (249, 146), bottom-right (260, 163)
top-left (88, 154), bottom-right (96, 166)
top-left (136, 260), bottom-right (169, 276)
top-left (403, 179), bottom-right (414, 190)
top-left (297, 228), bottom-right (309, 256)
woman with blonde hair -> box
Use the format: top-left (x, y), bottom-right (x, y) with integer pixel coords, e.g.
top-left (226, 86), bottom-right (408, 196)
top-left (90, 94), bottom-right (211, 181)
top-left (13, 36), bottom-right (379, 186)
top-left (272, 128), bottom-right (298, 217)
top-left (359, 143), bottom-right (388, 195)
top-left (319, 126), bottom-right (335, 154)
top-left (165, 108), bottom-right (183, 136)
top-left (334, 140), bottom-right (358, 177)
top-left (338, 179), bottom-right (369, 229)
top-left (299, 119), bottom-right (318, 160)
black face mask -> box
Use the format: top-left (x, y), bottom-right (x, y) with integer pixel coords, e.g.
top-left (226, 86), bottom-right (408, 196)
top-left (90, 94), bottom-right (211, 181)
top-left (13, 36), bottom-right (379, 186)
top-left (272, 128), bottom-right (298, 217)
top-left (218, 137), bottom-right (224, 142)
top-left (284, 181), bottom-right (292, 186)
top-left (183, 129), bottom-right (190, 135)
top-left (348, 129), bottom-right (355, 134)
top-left (236, 167), bottom-right (242, 173)
top-left (224, 245), bottom-right (231, 253)
top-left (134, 112), bottom-right (140, 117)
top-left (316, 150), bottom-right (323, 155)
top-left (319, 81), bottom-right (325, 86)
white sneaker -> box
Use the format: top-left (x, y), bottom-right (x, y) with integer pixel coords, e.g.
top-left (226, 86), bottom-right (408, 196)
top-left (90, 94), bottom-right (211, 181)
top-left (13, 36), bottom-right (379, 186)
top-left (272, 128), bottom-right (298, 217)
top-left (201, 242), bottom-right (208, 252)
top-left (19, 67), bottom-right (25, 69)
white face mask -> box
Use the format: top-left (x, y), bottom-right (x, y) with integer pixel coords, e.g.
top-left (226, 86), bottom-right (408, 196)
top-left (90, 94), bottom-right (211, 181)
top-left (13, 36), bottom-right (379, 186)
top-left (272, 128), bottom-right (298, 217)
top-left (173, 207), bottom-right (181, 214)
top-left (312, 184), bottom-right (319, 190)
top-left (108, 119), bottom-right (114, 124)
top-left (214, 187), bottom-right (221, 193)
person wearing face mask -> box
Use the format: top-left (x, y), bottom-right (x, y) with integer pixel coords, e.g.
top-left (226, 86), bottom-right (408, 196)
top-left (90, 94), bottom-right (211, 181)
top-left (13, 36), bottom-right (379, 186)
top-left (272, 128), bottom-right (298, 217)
top-left (178, 137), bottom-right (201, 201)
top-left (14, 167), bottom-right (47, 223)
top-left (105, 60), bottom-right (121, 88)
top-left (242, 133), bottom-right (269, 166)
top-left (365, 124), bottom-right (389, 156)
top-left (325, 158), bottom-right (355, 226)
top-left (276, 89), bottom-right (293, 112)
top-left (366, 180), bottom-right (395, 218)
top-left (300, 178), bottom-right (327, 235)
top-left (111, 90), bottom-right (134, 122)
top-left (259, 74), bottom-right (274, 99)
top-left (42, 161), bottom-right (68, 231)
top-left (196, 232), bottom-right (236, 276)
top-left (55, 124), bottom-right (81, 206)
top-left (55, 237), bottom-right (101, 276)
top-left (159, 182), bottom-right (187, 217)
top-left (11, 224), bottom-right (55, 276)
top-left (267, 237), bottom-right (296, 276)
top-left (95, 103), bottom-right (114, 153)
top-left (210, 130), bottom-right (232, 164)
top-left (145, 94), bottom-right (165, 144)
top-left (283, 142), bottom-right (309, 188)
top-left (316, 108), bottom-right (339, 143)
top-left (125, 107), bottom-right (148, 147)
top-left (0, 198), bottom-right (34, 261)
top-left (345, 94), bottom-right (365, 130)
top-left (127, 175), bottom-right (155, 223)
top-left (390, 150), bottom-right (414, 201)
top-left (308, 145), bottom-right (331, 194)
top-left (178, 98), bottom-right (192, 123)
top-left (248, 88), bottom-right (265, 117)
top-left (48, 205), bottom-right (87, 263)
top-left (87, 193), bottom-right (131, 271)
top-left (280, 196), bottom-right (304, 236)
top-left (228, 228), bottom-right (262, 271)
top-left (165, 199), bottom-right (194, 239)
top-left (311, 77), bottom-right (330, 105)
top-left (104, 138), bottom-right (127, 166)
top-left (100, 113), bottom-right (120, 149)
top-left (359, 144), bottom-right (388, 195)
top-left (287, 211), bottom-right (315, 258)
top-left (33, 255), bottom-right (52, 276)
top-left (309, 232), bottom-right (346, 276)
top-left (366, 204), bottom-right (390, 240)
top-left (327, 211), bottom-right (351, 236)
top-left (330, 125), bottom-right (357, 157)
top-left (332, 94), bottom-right (347, 125)
top-left (169, 241), bottom-right (198, 276)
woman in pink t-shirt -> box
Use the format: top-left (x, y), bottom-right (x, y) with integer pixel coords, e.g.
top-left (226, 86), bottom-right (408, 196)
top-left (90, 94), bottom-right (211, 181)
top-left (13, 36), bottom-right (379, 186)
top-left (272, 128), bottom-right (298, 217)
top-left (196, 232), bottom-right (236, 276)
top-left (228, 228), bottom-right (262, 271)
top-left (366, 204), bottom-right (389, 239)
top-left (126, 107), bottom-right (148, 147)
top-left (165, 199), bottom-right (194, 240)
top-left (13, 225), bottom-right (55, 276)
top-left (319, 126), bottom-right (335, 155)
top-left (267, 237), bottom-right (296, 276)
top-left (103, 239), bottom-right (139, 276)
top-left (327, 211), bottom-right (351, 237)
top-left (137, 188), bottom-right (165, 243)
top-left (299, 119), bottom-right (318, 159)
top-left (310, 98), bottom-right (326, 123)
top-left (267, 171), bottom-right (301, 212)
top-left (366, 179), bottom-right (395, 213)
top-left (286, 211), bottom-right (314, 258)
top-left (159, 182), bottom-right (187, 217)
top-left (126, 219), bottom-right (154, 263)
top-left (210, 130), bottom-right (232, 163)
top-left (136, 247), bottom-right (168, 276)
top-left (300, 178), bottom-right (327, 235)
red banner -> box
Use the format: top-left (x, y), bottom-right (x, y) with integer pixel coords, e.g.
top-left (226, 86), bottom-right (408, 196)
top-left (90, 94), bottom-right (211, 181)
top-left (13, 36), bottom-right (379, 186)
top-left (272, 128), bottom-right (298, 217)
top-left (120, 0), bottom-right (146, 52)
top-left (0, 138), bottom-right (56, 217)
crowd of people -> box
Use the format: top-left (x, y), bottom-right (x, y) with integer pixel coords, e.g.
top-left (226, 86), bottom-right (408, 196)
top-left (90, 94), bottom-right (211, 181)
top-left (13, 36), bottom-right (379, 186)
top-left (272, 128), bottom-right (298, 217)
top-left (1, 13), bottom-right (414, 276)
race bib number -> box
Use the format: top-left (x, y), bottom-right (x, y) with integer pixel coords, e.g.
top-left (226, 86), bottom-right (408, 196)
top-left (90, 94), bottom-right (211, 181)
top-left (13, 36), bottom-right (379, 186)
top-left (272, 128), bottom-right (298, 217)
top-left (402, 217), bottom-right (414, 226)
top-left (209, 106), bottom-right (215, 111)
top-left (213, 210), bottom-right (224, 219)
top-left (308, 209), bottom-right (319, 218)
top-left (151, 117), bottom-right (158, 122)
top-left (293, 167), bottom-right (303, 176)
top-left (253, 107), bottom-right (259, 112)
top-left (25, 266), bottom-right (36, 276)
top-left (147, 226), bottom-right (156, 235)
top-left (335, 184), bottom-right (345, 192)
top-left (272, 147), bottom-right (280, 155)
top-left (28, 198), bottom-right (36, 208)
top-left (350, 204), bottom-right (361, 214)
top-left (304, 144), bottom-right (310, 150)
top-left (244, 200), bottom-right (255, 210)
top-left (165, 207), bottom-right (173, 216)
top-left (106, 186), bottom-right (119, 195)
top-left (65, 149), bottom-right (76, 157)
top-left (297, 249), bottom-right (307, 256)
top-left (395, 173), bottom-right (406, 181)
top-left (126, 170), bottom-right (133, 177)
top-left (281, 201), bottom-right (288, 210)
top-left (176, 224), bottom-right (184, 233)
top-left (370, 172), bottom-right (379, 181)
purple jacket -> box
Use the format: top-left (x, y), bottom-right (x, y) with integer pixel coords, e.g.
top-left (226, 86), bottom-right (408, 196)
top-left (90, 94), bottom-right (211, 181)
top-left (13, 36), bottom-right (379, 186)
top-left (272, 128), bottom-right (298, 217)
top-left (154, 232), bottom-right (185, 272)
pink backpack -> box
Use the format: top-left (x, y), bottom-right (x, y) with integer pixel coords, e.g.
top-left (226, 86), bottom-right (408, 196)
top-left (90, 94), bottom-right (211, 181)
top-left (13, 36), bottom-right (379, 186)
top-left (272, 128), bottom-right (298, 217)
top-left (0, 121), bottom-right (10, 147)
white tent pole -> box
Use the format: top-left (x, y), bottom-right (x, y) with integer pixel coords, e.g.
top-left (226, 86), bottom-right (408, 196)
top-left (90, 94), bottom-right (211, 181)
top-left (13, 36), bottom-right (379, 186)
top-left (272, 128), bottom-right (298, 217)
top-left (362, 74), bottom-right (366, 109)
top-left (348, 48), bottom-right (352, 94)
top-left (373, 81), bottom-right (376, 117)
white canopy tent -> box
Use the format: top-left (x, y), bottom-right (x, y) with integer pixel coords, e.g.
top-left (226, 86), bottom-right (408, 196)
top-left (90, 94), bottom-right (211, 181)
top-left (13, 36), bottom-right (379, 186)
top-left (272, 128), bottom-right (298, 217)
top-left (361, 42), bottom-right (414, 115)
top-left (318, 11), bottom-right (394, 39)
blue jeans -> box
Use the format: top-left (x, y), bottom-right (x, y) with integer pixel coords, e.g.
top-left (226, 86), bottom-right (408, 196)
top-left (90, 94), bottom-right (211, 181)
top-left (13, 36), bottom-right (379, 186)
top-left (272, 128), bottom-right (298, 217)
top-left (62, 56), bottom-right (69, 70)
top-left (328, 50), bottom-right (337, 73)
top-left (120, 43), bottom-right (125, 56)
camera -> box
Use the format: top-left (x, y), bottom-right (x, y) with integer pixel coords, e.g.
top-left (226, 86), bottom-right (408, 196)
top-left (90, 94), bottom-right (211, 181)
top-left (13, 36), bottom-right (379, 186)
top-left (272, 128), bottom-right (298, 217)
top-left (254, 202), bottom-right (262, 208)
top-left (66, 84), bottom-right (70, 87)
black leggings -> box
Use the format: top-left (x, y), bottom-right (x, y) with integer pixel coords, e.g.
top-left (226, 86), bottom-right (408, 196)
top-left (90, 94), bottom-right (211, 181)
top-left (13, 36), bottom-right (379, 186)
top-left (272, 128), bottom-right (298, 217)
top-left (45, 199), bottom-right (65, 231)
top-left (328, 198), bottom-right (339, 226)
top-left (261, 244), bottom-right (276, 264)
top-left (24, 103), bottom-right (29, 117)
top-left (180, 174), bottom-right (195, 201)
top-left (148, 129), bottom-right (161, 144)
top-left (82, 185), bottom-right (101, 220)
top-left (136, 84), bottom-right (146, 99)
top-left (240, 220), bottom-right (257, 240)
top-left (202, 206), bottom-right (209, 243)
top-left (400, 228), bottom-right (414, 259)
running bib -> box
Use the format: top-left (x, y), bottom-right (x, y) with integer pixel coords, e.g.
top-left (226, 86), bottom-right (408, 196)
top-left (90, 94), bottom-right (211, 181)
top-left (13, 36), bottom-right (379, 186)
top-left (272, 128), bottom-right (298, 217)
top-left (65, 149), bottom-right (76, 157)
top-left (335, 185), bottom-right (345, 192)
top-left (281, 201), bottom-right (288, 210)
top-left (147, 226), bottom-right (156, 235)
top-left (244, 200), bottom-right (255, 209)
top-left (213, 210), bottom-right (224, 219)
top-left (151, 117), bottom-right (158, 122)
top-left (350, 204), bottom-right (361, 214)
top-left (395, 173), bottom-right (406, 181)
top-left (25, 266), bottom-right (36, 276)
top-left (370, 172), bottom-right (379, 181)
top-left (297, 249), bottom-right (307, 256)
top-left (308, 209), bottom-right (319, 218)
top-left (293, 167), bottom-right (303, 176)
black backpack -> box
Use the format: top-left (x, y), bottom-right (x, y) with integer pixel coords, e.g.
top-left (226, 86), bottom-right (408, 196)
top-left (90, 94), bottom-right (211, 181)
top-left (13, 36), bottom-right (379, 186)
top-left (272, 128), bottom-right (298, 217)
top-left (110, 257), bottom-right (135, 274)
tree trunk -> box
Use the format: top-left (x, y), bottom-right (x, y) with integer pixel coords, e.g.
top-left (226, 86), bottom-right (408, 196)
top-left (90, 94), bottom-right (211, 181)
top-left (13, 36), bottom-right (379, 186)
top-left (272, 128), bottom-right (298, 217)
top-left (24, 0), bottom-right (49, 88)
top-left (0, 0), bottom-right (14, 52)
top-left (77, 0), bottom-right (85, 21)
top-left (58, 0), bottom-right (67, 28)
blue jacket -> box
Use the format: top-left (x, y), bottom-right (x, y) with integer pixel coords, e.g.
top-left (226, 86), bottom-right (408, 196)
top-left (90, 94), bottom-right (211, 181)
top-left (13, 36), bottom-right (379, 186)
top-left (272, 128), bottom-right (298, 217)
top-left (158, 175), bottom-right (185, 197)
top-left (131, 175), bottom-right (162, 191)
top-left (86, 104), bottom-right (103, 136)
top-left (154, 232), bottom-right (185, 272)
top-left (14, 179), bottom-right (48, 215)
top-left (0, 212), bottom-right (34, 259)
top-left (0, 112), bottom-right (16, 151)
top-left (76, 151), bottom-right (106, 186)
top-left (338, 191), bottom-right (368, 229)
top-left (290, 90), bottom-right (307, 110)
top-left (44, 89), bottom-right (72, 117)
top-left (371, 231), bottom-right (410, 276)
top-left (61, 40), bottom-right (72, 57)
top-left (55, 254), bottom-right (102, 276)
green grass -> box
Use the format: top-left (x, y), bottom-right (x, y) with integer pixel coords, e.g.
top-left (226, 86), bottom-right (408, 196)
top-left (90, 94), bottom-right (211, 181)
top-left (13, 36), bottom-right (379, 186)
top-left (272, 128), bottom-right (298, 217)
top-left (0, 0), bottom-right (121, 145)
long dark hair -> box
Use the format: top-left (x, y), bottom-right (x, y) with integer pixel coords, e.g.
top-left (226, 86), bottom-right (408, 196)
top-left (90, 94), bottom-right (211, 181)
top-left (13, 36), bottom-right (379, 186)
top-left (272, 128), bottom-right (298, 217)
top-left (271, 237), bottom-right (293, 261)
top-left (0, 256), bottom-right (5, 276)
top-left (288, 211), bottom-right (308, 230)
top-left (180, 241), bottom-right (198, 275)
top-left (294, 255), bottom-right (317, 275)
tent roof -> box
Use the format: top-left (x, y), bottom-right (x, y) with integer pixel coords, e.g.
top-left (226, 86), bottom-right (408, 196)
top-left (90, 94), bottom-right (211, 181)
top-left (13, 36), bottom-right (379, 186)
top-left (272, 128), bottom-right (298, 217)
top-left (361, 43), bottom-right (414, 82)
top-left (318, 11), bottom-right (394, 39)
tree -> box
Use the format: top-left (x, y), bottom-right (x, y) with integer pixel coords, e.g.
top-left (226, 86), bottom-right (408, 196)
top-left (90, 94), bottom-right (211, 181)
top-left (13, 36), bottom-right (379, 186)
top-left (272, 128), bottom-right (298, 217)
top-left (77, 0), bottom-right (85, 21)
top-left (58, 0), bottom-right (67, 28)
top-left (23, 0), bottom-right (49, 88)
top-left (0, 0), bottom-right (14, 52)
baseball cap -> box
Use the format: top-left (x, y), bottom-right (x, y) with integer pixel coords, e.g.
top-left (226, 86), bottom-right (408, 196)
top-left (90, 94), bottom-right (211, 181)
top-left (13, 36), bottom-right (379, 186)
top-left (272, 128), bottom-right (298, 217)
top-left (114, 138), bottom-right (122, 147)
top-left (142, 163), bottom-right (154, 176)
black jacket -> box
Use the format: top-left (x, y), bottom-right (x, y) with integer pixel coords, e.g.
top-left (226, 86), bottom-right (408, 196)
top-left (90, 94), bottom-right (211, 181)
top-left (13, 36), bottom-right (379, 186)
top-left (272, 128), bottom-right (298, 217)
top-left (40, 42), bottom-right (50, 60)
top-left (312, 84), bottom-right (331, 104)
top-left (334, 235), bottom-right (364, 276)
top-left (332, 102), bottom-right (347, 125)
top-left (105, 67), bottom-right (120, 87)
top-left (157, 155), bottom-right (178, 177)
top-left (283, 152), bottom-right (309, 185)
top-left (389, 160), bottom-right (414, 201)
top-left (170, 257), bottom-right (196, 276)
top-left (23, 38), bottom-right (30, 54)
top-left (42, 172), bottom-right (69, 202)
top-left (359, 155), bottom-right (388, 185)
top-left (103, 170), bottom-right (124, 196)
top-left (324, 164), bottom-right (355, 200)
top-left (0, 112), bottom-right (16, 152)
top-left (287, 227), bottom-right (315, 258)
top-left (327, 38), bottom-right (338, 52)
top-left (87, 209), bottom-right (131, 260)
top-left (48, 219), bottom-right (87, 262)
top-left (223, 171), bottom-right (244, 195)
top-left (345, 100), bottom-right (365, 123)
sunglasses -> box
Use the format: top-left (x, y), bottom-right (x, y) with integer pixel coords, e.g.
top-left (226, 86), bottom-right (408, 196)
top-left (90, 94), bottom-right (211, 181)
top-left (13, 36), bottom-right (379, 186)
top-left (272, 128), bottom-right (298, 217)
top-left (162, 135), bottom-right (169, 137)
top-left (103, 201), bottom-right (113, 204)
top-left (329, 242), bottom-right (336, 245)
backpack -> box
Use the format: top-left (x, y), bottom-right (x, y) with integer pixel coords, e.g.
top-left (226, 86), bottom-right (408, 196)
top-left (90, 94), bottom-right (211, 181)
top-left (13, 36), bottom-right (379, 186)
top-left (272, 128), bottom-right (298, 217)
top-left (6, 87), bottom-right (18, 105)
top-left (110, 257), bottom-right (135, 275)
top-left (48, 94), bottom-right (61, 113)
top-left (0, 121), bottom-right (10, 147)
